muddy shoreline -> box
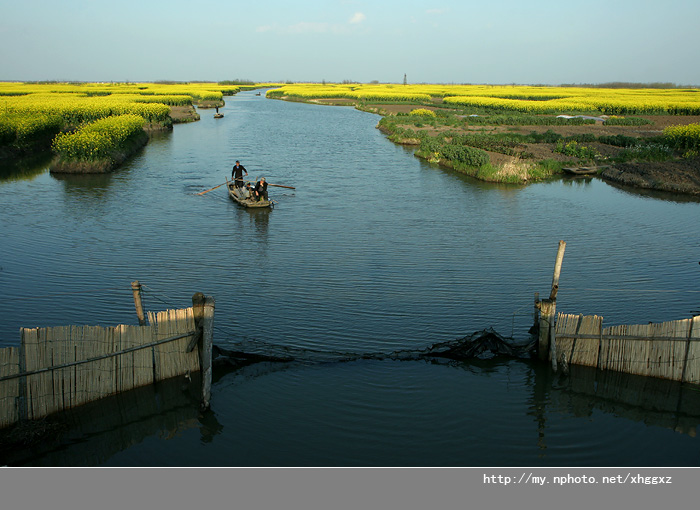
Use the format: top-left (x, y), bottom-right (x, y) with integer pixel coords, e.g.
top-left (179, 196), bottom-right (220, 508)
top-left (169, 105), bottom-right (200, 123)
top-left (601, 159), bottom-right (700, 196)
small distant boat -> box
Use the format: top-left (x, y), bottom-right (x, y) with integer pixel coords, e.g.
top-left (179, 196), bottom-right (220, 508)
top-left (563, 166), bottom-right (608, 176)
top-left (214, 113), bottom-right (224, 118)
top-left (227, 182), bottom-right (272, 208)
top-left (256, 92), bottom-right (261, 96)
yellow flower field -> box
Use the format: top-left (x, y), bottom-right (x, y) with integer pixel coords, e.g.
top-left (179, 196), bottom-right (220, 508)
top-left (266, 83), bottom-right (700, 115)
top-left (52, 114), bottom-right (147, 161)
top-left (0, 81), bottom-right (251, 152)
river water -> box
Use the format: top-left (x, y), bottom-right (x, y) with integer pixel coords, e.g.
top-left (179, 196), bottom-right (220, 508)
top-left (1, 90), bottom-right (699, 466)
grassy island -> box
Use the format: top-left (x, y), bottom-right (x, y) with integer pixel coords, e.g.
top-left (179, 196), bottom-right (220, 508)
top-left (50, 114), bottom-right (148, 173)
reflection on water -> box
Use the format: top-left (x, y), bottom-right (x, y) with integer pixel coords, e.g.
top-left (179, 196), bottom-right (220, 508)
top-left (0, 153), bottom-right (52, 182)
top-left (1, 372), bottom-right (223, 467)
top-left (603, 179), bottom-right (700, 204)
top-left (51, 171), bottom-right (116, 193)
top-left (551, 364), bottom-right (700, 437)
top-left (560, 176), bottom-right (596, 189)
top-left (3, 343), bottom-right (700, 466)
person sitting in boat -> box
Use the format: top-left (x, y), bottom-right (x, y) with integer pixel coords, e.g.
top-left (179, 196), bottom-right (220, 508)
top-left (253, 178), bottom-right (268, 201)
top-left (240, 182), bottom-right (252, 199)
top-left (232, 160), bottom-right (248, 188)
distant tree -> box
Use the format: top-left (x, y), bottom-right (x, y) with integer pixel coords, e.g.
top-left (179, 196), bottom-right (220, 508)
top-left (403, 74), bottom-right (407, 85)
top-left (218, 79), bottom-right (255, 85)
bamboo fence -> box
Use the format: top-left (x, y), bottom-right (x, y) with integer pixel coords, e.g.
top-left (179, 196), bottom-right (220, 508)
top-left (0, 307), bottom-right (201, 428)
top-left (0, 347), bottom-right (20, 429)
top-left (555, 314), bottom-right (700, 384)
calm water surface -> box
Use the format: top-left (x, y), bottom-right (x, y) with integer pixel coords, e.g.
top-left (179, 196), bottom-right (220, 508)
top-left (1, 90), bottom-right (699, 466)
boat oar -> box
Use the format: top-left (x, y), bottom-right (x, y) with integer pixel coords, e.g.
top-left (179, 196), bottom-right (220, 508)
top-left (197, 182), bottom-right (227, 195)
top-left (267, 183), bottom-right (295, 189)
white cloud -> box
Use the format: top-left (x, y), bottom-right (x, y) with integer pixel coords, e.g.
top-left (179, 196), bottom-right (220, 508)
top-left (349, 12), bottom-right (366, 24)
top-left (255, 14), bottom-right (367, 35)
top-left (288, 22), bottom-right (332, 34)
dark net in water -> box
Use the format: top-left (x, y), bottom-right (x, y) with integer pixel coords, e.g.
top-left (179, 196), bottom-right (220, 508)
top-left (212, 328), bottom-right (537, 369)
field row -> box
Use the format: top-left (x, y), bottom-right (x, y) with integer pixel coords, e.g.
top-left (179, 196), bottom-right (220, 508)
top-left (0, 82), bottom-right (266, 161)
top-left (267, 83), bottom-right (700, 115)
top-left (52, 114), bottom-right (147, 162)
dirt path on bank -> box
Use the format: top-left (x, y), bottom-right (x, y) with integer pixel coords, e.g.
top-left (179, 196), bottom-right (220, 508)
top-left (170, 105), bottom-right (200, 123)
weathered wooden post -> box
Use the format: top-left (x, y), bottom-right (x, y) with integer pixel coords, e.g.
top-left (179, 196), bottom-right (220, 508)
top-left (680, 316), bottom-right (697, 384)
top-left (192, 292), bottom-right (214, 411)
top-left (131, 280), bottom-right (147, 326)
top-left (550, 240), bottom-right (566, 302)
top-left (537, 241), bottom-right (566, 367)
top-left (538, 300), bottom-right (556, 362)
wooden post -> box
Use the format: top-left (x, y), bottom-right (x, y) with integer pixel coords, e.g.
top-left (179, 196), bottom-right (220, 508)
top-left (131, 281), bottom-right (147, 326)
top-left (192, 292), bottom-right (214, 411)
top-left (189, 293), bottom-right (205, 353)
top-left (549, 304), bottom-right (558, 372)
top-left (549, 240), bottom-right (566, 300)
top-left (538, 299), bottom-right (555, 362)
top-left (538, 241), bottom-right (567, 365)
top-left (680, 317), bottom-right (696, 384)
top-left (18, 330), bottom-right (28, 423)
top-left (550, 241), bottom-right (566, 370)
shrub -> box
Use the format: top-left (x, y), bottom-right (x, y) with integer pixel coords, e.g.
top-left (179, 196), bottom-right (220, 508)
top-left (598, 134), bottom-right (639, 147)
top-left (603, 117), bottom-right (651, 126)
top-left (555, 140), bottom-right (600, 161)
top-left (440, 144), bottom-right (490, 167)
top-left (528, 130), bottom-right (562, 144)
top-left (616, 143), bottom-right (674, 162)
top-left (663, 123), bottom-right (700, 151)
top-left (409, 108), bottom-right (437, 117)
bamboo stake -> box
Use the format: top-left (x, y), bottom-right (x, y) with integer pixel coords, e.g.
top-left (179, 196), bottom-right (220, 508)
top-left (131, 281), bottom-right (147, 326)
top-left (201, 296), bottom-right (215, 411)
top-left (550, 240), bottom-right (566, 300)
top-left (683, 317), bottom-right (700, 384)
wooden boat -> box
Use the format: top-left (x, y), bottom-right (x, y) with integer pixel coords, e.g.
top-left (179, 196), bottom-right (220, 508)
top-left (214, 113), bottom-right (224, 118)
top-left (227, 182), bottom-right (273, 208)
top-left (562, 165), bottom-right (608, 176)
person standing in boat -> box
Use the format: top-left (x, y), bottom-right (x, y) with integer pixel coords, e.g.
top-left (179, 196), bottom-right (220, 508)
top-left (254, 177), bottom-right (268, 201)
top-left (232, 160), bottom-right (248, 188)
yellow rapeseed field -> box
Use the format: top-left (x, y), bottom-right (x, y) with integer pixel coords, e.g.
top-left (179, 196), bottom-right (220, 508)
top-left (266, 83), bottom-right (700, 115)
top-left (52, 114), bottom-right (147, 161)
top-left (0, 81), bottom-right (245, 154)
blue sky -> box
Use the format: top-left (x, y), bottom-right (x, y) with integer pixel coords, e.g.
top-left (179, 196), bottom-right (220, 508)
top-left (1, 0), bottom-right (699, 85)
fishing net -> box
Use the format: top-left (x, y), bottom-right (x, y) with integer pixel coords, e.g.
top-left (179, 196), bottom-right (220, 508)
top-left (212, 328), bottom-right (537, 369)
